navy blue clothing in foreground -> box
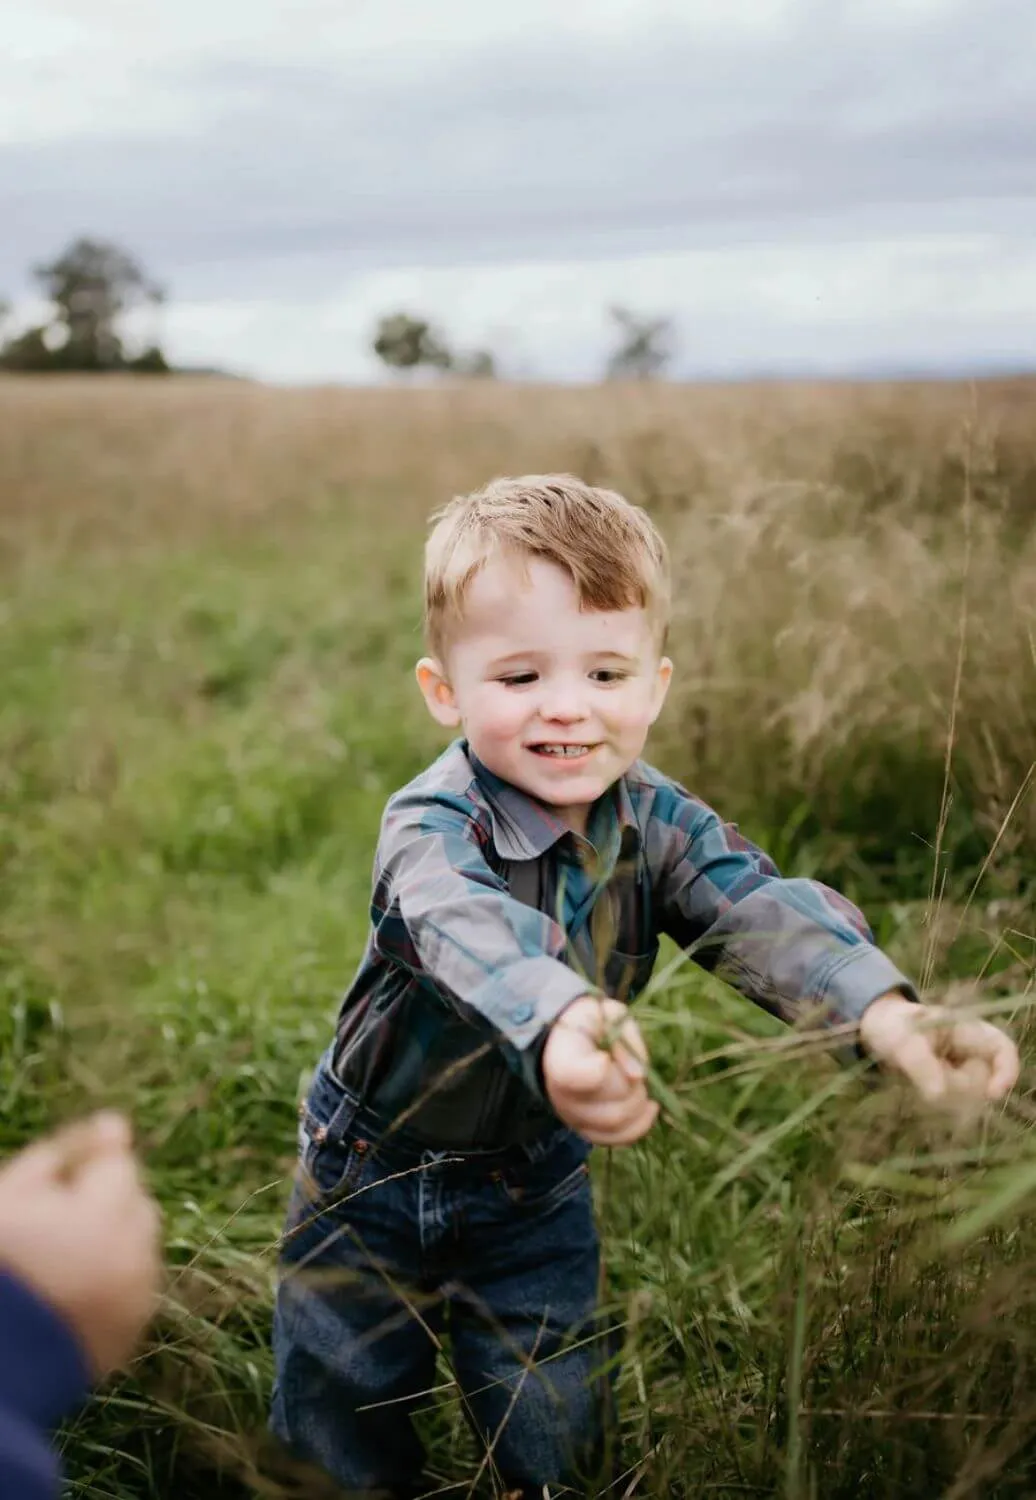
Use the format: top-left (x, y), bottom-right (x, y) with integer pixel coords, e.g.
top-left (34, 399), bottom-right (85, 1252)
top-left (0, 1271), bottom-right (89, 1500)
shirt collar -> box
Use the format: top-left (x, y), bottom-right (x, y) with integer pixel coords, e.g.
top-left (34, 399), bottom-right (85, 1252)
top-left (466, 743), bottom-right (642, 863)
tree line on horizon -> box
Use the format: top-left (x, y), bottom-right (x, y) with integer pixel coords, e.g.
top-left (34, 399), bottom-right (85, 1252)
top-left (0, 236), bottom-right (677, 381)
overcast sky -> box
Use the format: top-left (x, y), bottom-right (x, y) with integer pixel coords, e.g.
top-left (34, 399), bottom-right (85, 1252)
top-left (3, 0), bottom-right (1035, 382)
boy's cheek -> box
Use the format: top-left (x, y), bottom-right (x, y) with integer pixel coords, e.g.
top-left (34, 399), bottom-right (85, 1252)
top-left (470, 705), bottom-right (529, 743)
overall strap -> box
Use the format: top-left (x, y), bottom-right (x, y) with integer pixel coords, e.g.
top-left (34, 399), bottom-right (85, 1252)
top-left (506, 857), bottom-right (542, 911)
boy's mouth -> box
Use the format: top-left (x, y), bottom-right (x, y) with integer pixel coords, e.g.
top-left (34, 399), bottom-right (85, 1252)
top-left (528, 743), bottom-right (596, 759)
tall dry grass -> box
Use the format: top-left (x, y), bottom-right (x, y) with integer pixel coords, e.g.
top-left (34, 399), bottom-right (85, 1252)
top-left (4, 374), bottom-right (1034, 883)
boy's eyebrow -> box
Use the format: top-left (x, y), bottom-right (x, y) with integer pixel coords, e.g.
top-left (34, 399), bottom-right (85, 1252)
top-left (486, 647), bottom-right (642, 671)
top-left (486, 650), bottom-right (543, 669)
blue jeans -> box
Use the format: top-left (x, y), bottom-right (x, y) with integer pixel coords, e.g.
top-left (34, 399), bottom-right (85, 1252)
top-left (270, 1057), bottom-right (616, 1497)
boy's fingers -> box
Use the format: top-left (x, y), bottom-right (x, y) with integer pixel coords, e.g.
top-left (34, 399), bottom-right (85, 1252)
top-left (612, 1047), bottom-right (644, 1085)
top-left (564, 1084), bottom-right (652, 1136)
top-left (588, 1063), bottom-right (641, 1102)
top-left (944, 1057), bottom-right (990, 1098)
top-left (943, 1020), bottom-right (1020, 1098)
top-left (53, 1112), bottom-right (134, 1182)
top-left (583, 1098), bottom-right (659, 1146)
top-left (82, 1110), bottom-right (134, 1152)
top-left (547, 1028), bottom-right (611, 1096)
top-left (886, 1032), bottom-right (947, 1102)
top-left (612, 1020), bottom-right (648, 1083)
top-left (75, 1144), bottom-right (150, 1213)
top-left (0, 1112), bottom-right (131, 1189)
top-left (556, 998), bottom-right (625, 1041)
top-left (545, 998), bottom-right (652, 1135)
top-left (0, 1136), bottom-right (65, 1188)
top-left (986, 1038), bottom-right (1021, 1098)
top-left (554, 1047), bottom-right (643, 1104)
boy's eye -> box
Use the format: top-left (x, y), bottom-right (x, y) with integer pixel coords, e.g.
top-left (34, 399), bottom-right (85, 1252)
top-left (590, 669), bottom-right (629, 683)
top-left (498, 672), bottom-right (538, 687)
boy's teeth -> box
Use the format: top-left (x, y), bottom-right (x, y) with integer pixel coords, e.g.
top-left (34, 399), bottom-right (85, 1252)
top-left (537, 744), bottom-right (590, 757)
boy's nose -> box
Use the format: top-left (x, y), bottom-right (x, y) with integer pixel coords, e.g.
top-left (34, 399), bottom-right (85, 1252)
top-left (539, 692), bottom-right (589, 724)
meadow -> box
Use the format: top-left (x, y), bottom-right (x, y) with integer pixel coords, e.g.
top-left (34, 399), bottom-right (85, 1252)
top-left (1, 373), bottom-right (1035, 1498)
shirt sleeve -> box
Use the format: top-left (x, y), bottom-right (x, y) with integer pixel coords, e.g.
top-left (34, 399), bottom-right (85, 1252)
top-left (651, 783), bottom-right (918, 1029)
top-left (370, 785), bottom-right (592, 1093)
top-left (0, 1270), bottom-right (91, 1500)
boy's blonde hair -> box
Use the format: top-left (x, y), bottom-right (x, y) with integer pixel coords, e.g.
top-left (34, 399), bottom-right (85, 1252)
top-left (423, 474), bottom-right (671, 659)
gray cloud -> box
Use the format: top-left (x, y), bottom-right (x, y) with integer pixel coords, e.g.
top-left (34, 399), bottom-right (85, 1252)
top-left (2, 0), bottom-right (1035, 304)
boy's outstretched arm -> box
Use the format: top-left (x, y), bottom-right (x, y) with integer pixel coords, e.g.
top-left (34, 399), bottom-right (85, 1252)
top-left (653, 781), bottom-right (1020, 1102)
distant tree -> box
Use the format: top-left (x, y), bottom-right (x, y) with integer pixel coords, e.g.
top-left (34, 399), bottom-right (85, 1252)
top-left (0, 326), bottom-right (57, 372)
top-left (454, 348), bottom-right (497, 379)
top-left (127, 345), bottom-right (171, 375)
top-left (604, 304), bottom-right (675, 380)
top-left (371, 313), bottom-right (502, 381)
top-left (372, 312), bottom-right (454, 376)
top-left (27, 237), bottom-right (165, 371)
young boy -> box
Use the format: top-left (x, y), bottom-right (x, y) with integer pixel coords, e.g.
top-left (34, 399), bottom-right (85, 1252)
top-left (270, 475), bottom-right (1019, 1498)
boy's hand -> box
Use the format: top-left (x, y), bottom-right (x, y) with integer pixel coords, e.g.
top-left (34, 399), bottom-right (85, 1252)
top-left (0, 1111), bottom-right (162, 1379)
top-left (859, 992), bottom-right (1020, 1105)
top-left (543, 995), bottom-right (659, 1145)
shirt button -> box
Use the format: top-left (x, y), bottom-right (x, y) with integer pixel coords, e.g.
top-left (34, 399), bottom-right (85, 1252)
top-left (511, 1003), bottom-right (534, 1024)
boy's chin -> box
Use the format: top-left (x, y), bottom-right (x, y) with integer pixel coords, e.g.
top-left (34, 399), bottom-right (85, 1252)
top-left (526, 767), bottom-right (616, 810)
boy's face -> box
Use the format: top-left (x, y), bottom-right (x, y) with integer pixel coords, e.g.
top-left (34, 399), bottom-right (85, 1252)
top-left (417, 555), bottom-right (672, 834)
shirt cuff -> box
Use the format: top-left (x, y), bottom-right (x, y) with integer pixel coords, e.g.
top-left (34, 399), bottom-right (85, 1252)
top-left (809, 943), bottom-right (919, 1032)
top-left (466, 955), bottom-right (595, 1102)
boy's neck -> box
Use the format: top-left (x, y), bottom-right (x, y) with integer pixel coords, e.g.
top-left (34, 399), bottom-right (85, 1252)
top-left (554, 804), bottom-right (591, 839)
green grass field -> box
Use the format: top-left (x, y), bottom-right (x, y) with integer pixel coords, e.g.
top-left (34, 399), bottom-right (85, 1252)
top-left (2, 375), bottom-right (1035, 1497)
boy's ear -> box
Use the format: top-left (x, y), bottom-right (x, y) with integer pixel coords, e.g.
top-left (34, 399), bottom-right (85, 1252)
top-left (648, 655), bottom-right (674, 723)
top-left (416, 657), bottom-right (461, 728)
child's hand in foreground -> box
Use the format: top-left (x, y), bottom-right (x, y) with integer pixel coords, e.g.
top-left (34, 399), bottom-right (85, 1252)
top-left (0, 1111), bottom-right (162, 1378)
top-left (543, 995), bottom-right (659, 1145)
top-left (859, 993), bottom-right (1021, 1105)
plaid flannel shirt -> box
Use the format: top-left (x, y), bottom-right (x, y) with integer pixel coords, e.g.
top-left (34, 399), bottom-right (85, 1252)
top-left (328, 739), bottom-right (916, 1148)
